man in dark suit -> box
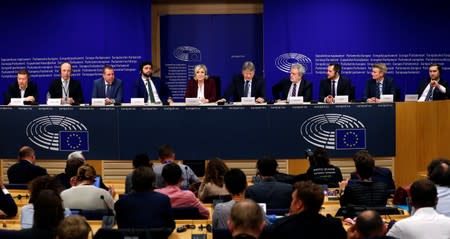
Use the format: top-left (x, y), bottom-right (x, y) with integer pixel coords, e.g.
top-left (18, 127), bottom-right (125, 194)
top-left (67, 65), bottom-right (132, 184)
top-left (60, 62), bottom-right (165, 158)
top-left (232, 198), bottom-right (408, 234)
top-left (222, 61), bottom-right (266, 103)
top-left (7, 146), bottom-right (47, 184)
top-left (91, 65), bottom-right (123, 105)
top-left (131, 61), bottom-right (173, 104)
top-left (0, 178), bottom-right (17, 217)
top-left (47, 62), bottom-right (83, 105)
top-left (245, 157), bottom-right (292, 209)
top-left (319, 63), bottom-right (353, 103)
top-left (350, 150), bottom-right (396, 195)
top-left (364, 63), bottom-right (396, 103)
top-left (115, 167), bottom-right (175, 236)
top-left (417, 63), bottom-right (448, 101)
top-left (272, 63), bottom-right (313, 102)
top-left (268, 181), bottom-right (346, 239)
top-left (4, 69), bottom-right (38, 105)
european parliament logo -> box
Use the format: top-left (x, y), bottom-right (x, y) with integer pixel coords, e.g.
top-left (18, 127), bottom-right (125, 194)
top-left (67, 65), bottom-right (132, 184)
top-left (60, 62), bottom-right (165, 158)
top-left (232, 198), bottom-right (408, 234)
top-left (300, 113), bottom-right (367, 150)
top-left (173, 46), bottom-right (202, 62)
top-left (26, 116), bottom-right (89, 151)
top-left (275, 53), bottom-right (312, 74)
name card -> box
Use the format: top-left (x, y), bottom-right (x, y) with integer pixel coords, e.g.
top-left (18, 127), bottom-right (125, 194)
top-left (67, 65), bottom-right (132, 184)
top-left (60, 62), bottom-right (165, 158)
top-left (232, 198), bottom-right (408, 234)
top-left (185, 98), bottom-right (200, 106)
top-left (47, 98), bottom-right (61, 106)
top-left (91, 98), bottom-right (106, 106)
top-left (9, 98), bottom-right (24, 106)
top-left (334, 95), bottom-right (349, 104)
top-left (405, 94), bottom-right (419, 102)
top-left (241, 97), bottom-right (255, 105)
top-left (380, 94), bottom-right (394, 103)
top-left (289, 96), bottom-right (304, 104)
top-left (130, 98), bottom-right (145, 106)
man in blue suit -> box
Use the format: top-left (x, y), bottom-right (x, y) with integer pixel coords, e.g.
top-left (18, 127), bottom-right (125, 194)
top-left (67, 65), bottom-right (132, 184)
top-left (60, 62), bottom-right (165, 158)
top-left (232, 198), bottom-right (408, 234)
top-left (319, 63), bottom-right (354, 103)
top-left (222, 61), bottom-right (266, 103)
top-left (91, 65), bottom-right (123, 105)
top-left (132, 62), bottom-right (172, 104)
top-left (364, 63), bottom-right (396, 103)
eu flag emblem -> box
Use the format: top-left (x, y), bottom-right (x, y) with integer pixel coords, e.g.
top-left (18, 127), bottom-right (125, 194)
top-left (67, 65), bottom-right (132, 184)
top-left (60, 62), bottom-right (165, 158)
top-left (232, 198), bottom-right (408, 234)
top-left (59, 131), bottom-right (89, 151)
top-left (335, 129), bottom-right (366, 150)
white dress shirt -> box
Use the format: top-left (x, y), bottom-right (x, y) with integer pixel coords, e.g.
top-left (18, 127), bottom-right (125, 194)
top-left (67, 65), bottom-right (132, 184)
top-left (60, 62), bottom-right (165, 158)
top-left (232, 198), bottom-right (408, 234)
top-left (418, 79), bottom-right (446, 102)
top-left (197, 83), bottom-right (205, 99)
top-left (142, 77), bottom-right (162, 103)
top-left (387, 207), bottom-right (450, 239)
top-left (244, 80), bottom-right (252, 97)
top-left (437, 185), bottom-right (450, 217)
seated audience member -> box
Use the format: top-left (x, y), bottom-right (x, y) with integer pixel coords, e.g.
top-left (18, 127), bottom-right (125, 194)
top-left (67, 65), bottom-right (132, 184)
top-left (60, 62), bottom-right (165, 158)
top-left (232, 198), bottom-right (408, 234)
top-left (47, 62), bottom-right (84, 105)
top-left (427, 158), bottom-right (450, 217)
top-left (340, 152), bottom-right (389, 207)
top-left (4, 69), bottom-right (38, 105)
top-left (155, 163), bottom-right (209, 219)
top-left (417, 63), bottom-right (448, 101)
top-left (153, 144), bottom-right (200, 190)
top-left (221, 61), bottom-right (266, 103)
top-left (347, 210), bottom-right (393, 239)
top-left (57, 215), bottom-right (92, 239)
top-left (131, 61), bottom-right (173, 104)
top-left (22, 176), bottom-right (70, 229)
top-left (0, 178), bottom-right (17, 217)
top-left (7, 146), bottom-right (47, 184)
top-left (60, 164), bottom-right (115, 212)
top-left (115, 167), bottom-right (175, 233)
top-left (319, 63), bottom-right (354, 103)
top-left (350, 150), bottom-right (396, 194)
top-left (198, 158), bottom-right (230, 202)
top-left (91, 65), bottom-right (123, 105)
top-left (387, 179), bottom-right (450, 238)
top-left (20, 190), bottom-right (65, 239)
top-left (185, 64), bottom-right (217, 103)
top-left (228, 199), bottom-right (266, 239)
top-left (125, 153), bottom-right (153, 194)
top-left (269, 181), bottom-right (346, 239)
top-left (307, 148), bottom-right (343, 188)
top-left (363, 63), bottom-right (396, 103)
top-left (213, 168), bottom-right (248, 229)
top-left (245, 157), bottom-right (293, 209)
top-left (55, 157), bottom-right (84, 190)
top-left (272, 63), bottom-right (313, 102)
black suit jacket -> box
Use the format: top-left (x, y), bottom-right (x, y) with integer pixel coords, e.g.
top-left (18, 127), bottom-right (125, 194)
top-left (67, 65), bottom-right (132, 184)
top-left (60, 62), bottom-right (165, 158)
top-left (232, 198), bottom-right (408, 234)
top-left (115, 191), bottom-right (175, 235)
top-left (417, 78), bottom-right (449, 101)
top-left (224, 75), bottom-right (266, 102)
top-left (319, 76), bottom-right (353, 101)
top-left (0, 190), bottom-right (17, 217)
top-left (272, 78), bottom-right (313, 102)
top-left (7, 160), bottom-right (47, 184)
top-left (4, 81), bottom-right (39, 105)
top-left (244, 178), bottom-right (292, 209)
top-left (47, 79), bottom-right (83, 104)
top-left (363, 77), bottom-right (396, 101)
top-left (268, 211), bottom-right (346, 239)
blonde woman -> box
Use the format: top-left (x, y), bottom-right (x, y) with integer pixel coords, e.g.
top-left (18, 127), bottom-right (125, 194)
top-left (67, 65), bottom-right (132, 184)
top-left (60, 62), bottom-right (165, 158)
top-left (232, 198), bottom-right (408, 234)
top-left (185, 64), bottom-right (217, 103)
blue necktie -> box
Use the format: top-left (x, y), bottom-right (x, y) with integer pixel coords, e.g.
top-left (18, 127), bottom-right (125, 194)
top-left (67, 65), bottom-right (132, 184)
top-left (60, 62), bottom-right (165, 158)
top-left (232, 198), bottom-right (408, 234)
top-left (106, 84), bottom-right (111, 98)
top-left (244, 81), bottom-right (250, 97)
top-left (425, 87), bottom-right (434, 101)
top-left (376, 82), bottom-right (381, 99)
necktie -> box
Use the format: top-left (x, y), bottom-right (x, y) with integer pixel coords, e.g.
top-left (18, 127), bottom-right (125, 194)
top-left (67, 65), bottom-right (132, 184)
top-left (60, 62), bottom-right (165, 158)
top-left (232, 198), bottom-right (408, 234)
top-left (106, 84), bottom-right (111, 98)
top-left (425, 87), bottom-right (434, 101)
top-left (244, 81), bottom-right (250, 97)
top-left (291, 83), bottom-right (297, 97)
top-left (146, 79), bottom-right (156, 103)
top-left (331, 80), bottom-right (336, 97)
top-left (62, 81), bottom-right (69, 100)
top-left (376, 82), bottom-right (381, 99)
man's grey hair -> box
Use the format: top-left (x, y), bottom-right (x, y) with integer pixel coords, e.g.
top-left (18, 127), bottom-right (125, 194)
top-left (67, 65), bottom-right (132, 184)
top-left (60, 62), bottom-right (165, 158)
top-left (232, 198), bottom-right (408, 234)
top-left (67, 151), bottom-right (85, 162)
top-left (242, 61), bottom-right (255, 72)
top-left (291, 63), bottom-right (306, 74)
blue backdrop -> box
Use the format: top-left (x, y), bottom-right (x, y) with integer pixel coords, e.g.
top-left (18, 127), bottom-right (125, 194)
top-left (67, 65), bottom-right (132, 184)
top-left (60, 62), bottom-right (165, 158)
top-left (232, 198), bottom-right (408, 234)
top-left (264, 0), bottom-right (450, 101)
top-left (0, 0), bottom-right (151, 103)
top-left (160, 14), bottom-right (263, 101)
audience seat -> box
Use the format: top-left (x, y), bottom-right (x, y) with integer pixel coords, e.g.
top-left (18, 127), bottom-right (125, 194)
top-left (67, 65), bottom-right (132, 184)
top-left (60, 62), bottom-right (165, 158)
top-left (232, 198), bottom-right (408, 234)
top-left (171, 207), bottom-right (201, 220)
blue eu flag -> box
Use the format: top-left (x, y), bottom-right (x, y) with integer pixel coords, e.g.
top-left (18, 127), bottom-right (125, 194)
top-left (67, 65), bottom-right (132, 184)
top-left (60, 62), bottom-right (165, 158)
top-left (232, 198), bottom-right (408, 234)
top-left (335, 129), bottom-right (366, 150)
top-left (59, 131), bottom-right (89, 151)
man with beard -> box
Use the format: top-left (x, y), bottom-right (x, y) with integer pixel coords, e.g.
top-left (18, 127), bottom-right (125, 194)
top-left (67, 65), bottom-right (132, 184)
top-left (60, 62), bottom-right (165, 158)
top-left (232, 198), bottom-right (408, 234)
top-left (319, 63), bottom-right (354, 103)
top-left (417, 63), bottom-right (448, 101)
top-left (131, 61), bottom-right (173, 104)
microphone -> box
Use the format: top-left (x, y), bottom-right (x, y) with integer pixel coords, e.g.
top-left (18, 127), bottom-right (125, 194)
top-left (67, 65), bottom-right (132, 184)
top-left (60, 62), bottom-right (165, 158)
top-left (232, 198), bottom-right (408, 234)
top-left (100, 195), bottom-right (115, 228)
top-left (185, 166), bottom-right (189, 189)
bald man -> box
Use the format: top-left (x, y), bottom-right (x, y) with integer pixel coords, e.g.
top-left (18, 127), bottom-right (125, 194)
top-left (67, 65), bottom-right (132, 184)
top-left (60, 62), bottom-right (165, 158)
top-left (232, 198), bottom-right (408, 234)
top-left (47, 62), bottom-right (84, 105)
